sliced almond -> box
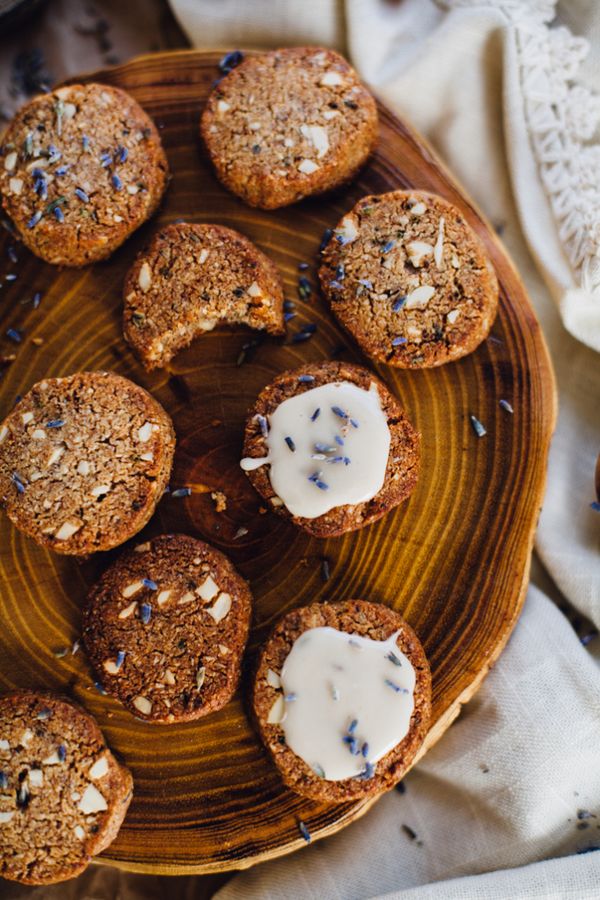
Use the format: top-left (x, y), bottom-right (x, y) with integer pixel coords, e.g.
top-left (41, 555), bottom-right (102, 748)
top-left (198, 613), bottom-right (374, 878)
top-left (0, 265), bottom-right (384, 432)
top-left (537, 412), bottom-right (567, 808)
top-left (157, 589), bottom-right (171, 607)
top-left (266, 668), bottom-right (281, 689)
top-left (446, 309), bottom-right (460, 324)
top-left (91, 483), bottom-right (111, 496)
top-left (78, 783), bottom-right (107, 814)
top-left (89, 755), bottom-right (109, 780)
top-left (133, 696), bottom-right (152, 716)
top-left (197, 575), bottom-right (219, 602)
top-left (137, 421), bottom-right (153, 442)
top-left (206, 592), bottom-right (231, 623)
top-left (334, 216), bottom-right (358, 245)
top-left (55, 522), bottom-right (80, 541)
top-left (434, 216), bottom-right (445, 268)
top-left (3, 151), bottom-right (17, 172)
top-left (9, 177), bottom-right (23, 195)
top-left (138, 262), bottom-right (152, 293)
top-left (122, 580), bottom-right (143, 599)
top-left (409, 201), bottom-right (427, 216)
top-left (119, 600), bottom-right (138, 619)
top-left (298, 158), bottom-right (319, 175)
top-left (406, 241), bottom-right (434, 267)
top-left (300, 124), bottom-right (329, 159)
top-left (405, 285), bottom-right (436, 310)
top-left (46, 446), bottom-right (64, 467)
top-left (28, 768), bottom-right (43, 788)
top-left (267, 695), bottom-right (286, 724)
top-left (320, 71), bottom-right (344, 87)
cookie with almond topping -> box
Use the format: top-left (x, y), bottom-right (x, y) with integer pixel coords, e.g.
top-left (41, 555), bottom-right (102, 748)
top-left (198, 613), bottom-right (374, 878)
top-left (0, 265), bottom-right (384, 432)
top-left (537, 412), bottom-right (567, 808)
top-left (319, 191), bottom-right (499, 368)
top-left (200, 47), bottom-right (378, 209)
top-left (0, 690), bottom-right (132, 885)
top-left (0, 371), bottom-right (175, 555)
top-left (82, 534), bottom-right (252, 724)
top-left (123, 223), bottom-right (285, 370)
top-left (0, 82), bottom-right (168, 266)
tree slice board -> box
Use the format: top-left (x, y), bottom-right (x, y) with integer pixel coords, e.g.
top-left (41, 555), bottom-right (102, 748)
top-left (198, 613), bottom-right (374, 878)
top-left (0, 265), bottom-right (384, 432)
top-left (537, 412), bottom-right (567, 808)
top-left (0, 49), bottom-right (556, 875)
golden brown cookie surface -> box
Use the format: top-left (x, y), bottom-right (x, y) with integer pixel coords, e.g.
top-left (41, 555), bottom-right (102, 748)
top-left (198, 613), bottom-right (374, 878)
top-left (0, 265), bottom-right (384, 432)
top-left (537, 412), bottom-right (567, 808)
top-left (0, 83), bottom-right (168, 266)
top-left (201, 47), bottom-right (378, 209)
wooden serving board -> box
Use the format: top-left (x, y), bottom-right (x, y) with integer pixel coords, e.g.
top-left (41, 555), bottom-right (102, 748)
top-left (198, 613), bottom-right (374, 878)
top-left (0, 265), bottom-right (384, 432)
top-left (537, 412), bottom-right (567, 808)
top-left (0, 50), bottom-right (556, 875)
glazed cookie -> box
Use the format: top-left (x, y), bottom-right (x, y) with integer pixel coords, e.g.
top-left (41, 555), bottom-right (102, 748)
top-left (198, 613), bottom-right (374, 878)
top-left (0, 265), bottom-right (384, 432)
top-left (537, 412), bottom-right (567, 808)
top-left (0, 371), bottom-right (175, 555)
top-left (319, 191), bottom-right (499, 368)
top-left (240, 361), bottom-right (419, 537)
top-left (201, 47), bottom-right (378, 209)
top-left (0, 83), bottom-right (168, 266)
top-left (82, 534), bottom-right (252, 724)
top-left (123, 223), bottom-right (285, 370)
top-left (0, 690), bottom-right (132, 885)
top-left (252, 599), bottom-right (431, 801)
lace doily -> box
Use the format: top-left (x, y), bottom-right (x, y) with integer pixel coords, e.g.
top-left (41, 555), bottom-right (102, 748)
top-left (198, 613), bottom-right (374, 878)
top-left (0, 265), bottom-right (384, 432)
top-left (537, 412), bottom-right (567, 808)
top-left (438, 0), bottom-right (600, 349)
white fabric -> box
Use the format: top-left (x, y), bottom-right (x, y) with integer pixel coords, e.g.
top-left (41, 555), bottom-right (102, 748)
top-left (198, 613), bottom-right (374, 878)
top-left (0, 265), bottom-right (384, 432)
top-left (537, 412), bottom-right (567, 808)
top-left (166, 2), bottom-right (600, 898)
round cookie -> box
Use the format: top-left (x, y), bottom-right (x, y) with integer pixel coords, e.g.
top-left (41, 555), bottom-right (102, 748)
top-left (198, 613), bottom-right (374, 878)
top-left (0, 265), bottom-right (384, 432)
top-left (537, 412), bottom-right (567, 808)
top-left (82, 534), bottom-right (252, 724)
top-left (252, 599), bottom-right (431, 801)
top-left (0, 82), bottom-right (168, 266)
top-left (123, 222), bottom-right (285, 371)
top-left (0, 371), bottom-right (175, 555)
top-left (319, 190), bottom-right (499, 368)
top-left (201, 47), bottom-right (378, 209)
top-left (240, 361), bottom-right (419, 537)
top-left (0, 690), bottom-right (132, 885)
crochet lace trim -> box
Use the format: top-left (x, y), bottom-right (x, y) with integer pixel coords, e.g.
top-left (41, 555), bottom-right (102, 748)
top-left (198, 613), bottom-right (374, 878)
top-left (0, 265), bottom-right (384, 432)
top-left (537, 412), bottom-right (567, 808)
top-left (440, 0), bottom-right (600, 307)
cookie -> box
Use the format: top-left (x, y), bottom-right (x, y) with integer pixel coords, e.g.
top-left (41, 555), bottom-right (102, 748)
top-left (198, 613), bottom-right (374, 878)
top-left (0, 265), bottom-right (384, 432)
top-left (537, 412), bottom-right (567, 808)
top-left (240, 361), bottom-right (419, 537)
top-left (319, 191), bottom-right (499, 368)
top-left (252, 599), bottom-right (431, 801)
top-left (123, 223), bottom-right (285, 370)
top-left (0, 690), bottom-right (132, 885)
top-left (82, 534), bottom-right (252, 724)
top-left (0, 371), bottom-right (175, 555)
top-left (0, 83), bottom-right (168, 266)
top-left (201, 47), bottom-right (378, 209)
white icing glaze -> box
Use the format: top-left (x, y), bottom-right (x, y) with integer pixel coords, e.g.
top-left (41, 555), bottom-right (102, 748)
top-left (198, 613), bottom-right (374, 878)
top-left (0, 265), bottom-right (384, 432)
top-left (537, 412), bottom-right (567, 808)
top-left (240, 381), bottom-right (390, 519)
top-left (278, 626), bottom-right (416, 781)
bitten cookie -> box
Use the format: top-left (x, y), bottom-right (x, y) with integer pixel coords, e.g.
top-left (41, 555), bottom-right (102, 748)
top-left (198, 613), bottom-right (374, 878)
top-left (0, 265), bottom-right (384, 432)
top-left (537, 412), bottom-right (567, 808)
top-left (82, 534), bottom-right (252, 724)
top-left (201, 47), bottom-right (378, 209)
top-left (240, 361), bottom-right (419, 537)
top-left (123, 223), bottom-right (285, 370)
top-left (0, 690), bottom-right (132, 885)
top-left (252, 599), bottom-right (431, 801)
top-left (0, 371), bottom-right (175, 555)
top-left (319, 191), bottom-right (499, 367)
top-left (0, 83), bottom-right (168, 266)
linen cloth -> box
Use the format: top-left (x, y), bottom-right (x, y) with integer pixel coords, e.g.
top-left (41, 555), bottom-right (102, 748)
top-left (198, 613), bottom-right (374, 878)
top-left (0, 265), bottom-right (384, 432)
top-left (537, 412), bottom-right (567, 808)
top-left (165, 1), bottom-right (600, 897)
